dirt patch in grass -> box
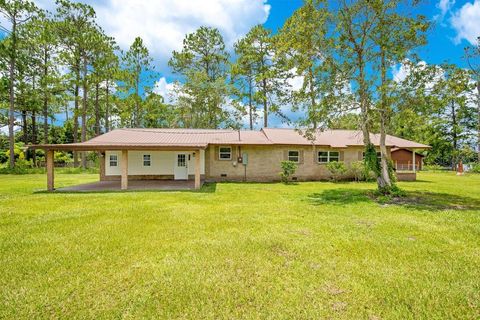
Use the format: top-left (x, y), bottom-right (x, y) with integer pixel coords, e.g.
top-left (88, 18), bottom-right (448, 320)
top-left (309, 189), bottom-right (480, 211)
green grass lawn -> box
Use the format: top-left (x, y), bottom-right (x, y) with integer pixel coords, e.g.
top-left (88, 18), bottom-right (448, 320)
top-left (1, 172), bottom-right (479, 319)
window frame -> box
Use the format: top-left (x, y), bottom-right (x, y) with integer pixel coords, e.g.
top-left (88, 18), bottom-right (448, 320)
top-left (317, 150), bottom-right (341, 163)
top-left (288, 150), bottom-right (300, 163)
top-left (109, 154), bottom-right (118, 167)
top-left (218, 146), bottom-right (232, 161)
top-left (143, 154), bottom-right (151, 167)
top-left (329, 151), bottom-right (340, 162)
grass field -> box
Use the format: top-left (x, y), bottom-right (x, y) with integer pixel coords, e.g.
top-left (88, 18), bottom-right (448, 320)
top-left (1, 172), bottom-right (479, 319)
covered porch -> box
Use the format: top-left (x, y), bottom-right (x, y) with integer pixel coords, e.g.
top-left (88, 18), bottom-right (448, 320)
top-left (56, 179), bottom-right (203, 192)
top-left (35, 143), bottom-right (206, 192)
top-left (393, 148), bottom-right (425, 181)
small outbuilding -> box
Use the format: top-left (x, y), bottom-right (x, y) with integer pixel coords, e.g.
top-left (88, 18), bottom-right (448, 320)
top-left (391, 148), bottom-right (425, 171)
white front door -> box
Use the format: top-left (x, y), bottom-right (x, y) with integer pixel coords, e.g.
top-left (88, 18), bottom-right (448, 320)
top-left (174, 153), bottom-right (188, 180)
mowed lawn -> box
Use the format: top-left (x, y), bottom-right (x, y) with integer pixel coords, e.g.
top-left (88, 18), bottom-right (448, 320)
top-left (1, 172), bottom-right (479, 319)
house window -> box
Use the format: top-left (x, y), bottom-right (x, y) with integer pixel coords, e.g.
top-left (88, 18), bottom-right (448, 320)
top-left (177, 154), bottom-right (186, 167)
top-left (219, 147), bottom-right (232, 160)
top-left (109, 154), bottom-right (118, 167)
top-left (329, 151), bottom-right (340, 162)
top-left (318, 151), bottom-right (340, 163)
top-left (143, 154), bottom-right (151, 167)
top-left (318, 151), bottom-right (329, 163)
top-left (288, 150), bottom-right (299, 163)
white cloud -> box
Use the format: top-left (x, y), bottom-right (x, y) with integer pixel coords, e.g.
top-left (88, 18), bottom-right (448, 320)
top-left (392, 60), bottom-right (428, 83)
top-left (33, 0), bottom-right (270, 73)
top-left (450, 0), bottom-right (480, 44)
top-left (153, 77), bottom-right (176, 102)
top-left (434, 0), bottom-right (455, 21)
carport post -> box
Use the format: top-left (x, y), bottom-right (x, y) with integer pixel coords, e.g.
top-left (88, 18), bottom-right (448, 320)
top-left (412, 149), bottom-right (416, 173)
top-left (121, 150), bottom-right (128, 190)
top-left (47, 149), bottom-right (54, 191)
top-left (195, 149), bottom-right (201, 189)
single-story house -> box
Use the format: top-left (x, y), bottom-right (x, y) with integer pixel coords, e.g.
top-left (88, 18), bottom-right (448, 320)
top-left (33, 128), bottom-right (430, 191)
top-left (391, 147), bottom-right (425, 171)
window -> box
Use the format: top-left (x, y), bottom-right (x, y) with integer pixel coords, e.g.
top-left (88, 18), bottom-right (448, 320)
top-left (318, 151), bottom-right (329, 163)
top-left (288, 150), bottom-right (299, 163)
top-left (177, 154), bottom-right (186, 167)
top-left (143, 154), bottom-right (151, 167)
top-left (329, 151), bottom-right (340, 162)
top-left (318, 151), bottom-right (340, 163)
top-left (219, 146), bottom-right (232, 160)
top-left (109, 154), bottom-right (118, 167)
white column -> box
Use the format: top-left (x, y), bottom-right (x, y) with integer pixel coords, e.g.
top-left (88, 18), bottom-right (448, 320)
top-left (47, 149), bottom-right (54, 191)
top-left (412, 149), bottom-right (416, 173)
top-left (194, 149), bottom-right (201, 189)
top-left (121, 150), bottom-right (128, 190)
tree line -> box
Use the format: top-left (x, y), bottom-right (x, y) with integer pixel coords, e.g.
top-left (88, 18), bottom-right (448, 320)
top-left (1, 0), bottom-right (479, 194)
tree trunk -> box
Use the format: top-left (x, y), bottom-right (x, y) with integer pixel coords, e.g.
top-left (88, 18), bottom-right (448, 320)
top-left (357, 52), bottom-right (371, 146)
top-left (309, 67), bottom-right (317, 129)
top-left (21, 110), bottom-right (28, 145)
top-left (135, 72), bottom-right (140, 127)
top-left (451, 100), bottom-right (457, 170)
top-left (8, 18), bottom-right (17, 169)
top-left (81, 54), bottom-right (88, 169)
top-left (32, 110), bottom-right (37, 166)
top-left (105, 81), bottom-right (109, 132)
top-left (248, 76), bottom-right (253, 130)
top-left (43, 47), bottom-right (49, 144)
top-left (262, 78), bottom-right (268, 128)
top-left (95, 82), bottom-right (100, 136)
top-left (377, 50), bottom-right (392, 190)
top-left (477, 81), bottom-right (480, 163)
top-left (73, 60), bottom-right (80, 167)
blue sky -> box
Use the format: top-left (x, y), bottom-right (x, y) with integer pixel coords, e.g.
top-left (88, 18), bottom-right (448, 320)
top-left (152, 0), bottom-right (479, 99)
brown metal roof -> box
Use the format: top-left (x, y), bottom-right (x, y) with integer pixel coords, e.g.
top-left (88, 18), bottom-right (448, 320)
top-left (262, 128), bottom-right (431, 149)
top-left (32, 128), bottom-right (430, 150)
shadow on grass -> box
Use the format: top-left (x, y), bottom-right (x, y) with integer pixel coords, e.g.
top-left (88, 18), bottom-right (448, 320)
top-left (35, 182), bottom-right (217, 194)
top-left (308, 188), bottom-right (480, 211)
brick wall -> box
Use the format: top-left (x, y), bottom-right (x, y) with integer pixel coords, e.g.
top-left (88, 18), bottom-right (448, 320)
top-left (205, 145), bottom-right (387, 182)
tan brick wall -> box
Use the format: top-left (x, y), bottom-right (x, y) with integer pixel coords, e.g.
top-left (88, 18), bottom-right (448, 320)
top-left (205, 145), bottom-right (388, 182)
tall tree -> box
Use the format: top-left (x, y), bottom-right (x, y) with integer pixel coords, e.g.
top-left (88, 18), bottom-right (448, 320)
top-left (120, 36), bottom-right (154, 128)
top-left (276, 0), bottom-right (341, 130)
top-left (20, 11), bottom-right (63, 145)
top-left (0, 0), bottom-right (37, 168)
top-left (430, 64), bottom-right (477, 168)
top-left (55, 0), bottom-right (96, 166)
top-left (369, 0), bottom-right (428, 191)
top-left (334, 0), bottom-right (428, 193)
top-left (233, 25), bottom-right (285, 128)
top-left (169, 26), bottom-right (230, 128)
top-left (91, 32), bottom-right (117, 135)
top-left (231, 40), bottom-right (256, 129)
top-left (465, 36), bottom-right (480, 162)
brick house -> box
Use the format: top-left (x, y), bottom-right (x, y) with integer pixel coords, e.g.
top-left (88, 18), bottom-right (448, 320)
top-left (34, 128), bottom-right (430, 191)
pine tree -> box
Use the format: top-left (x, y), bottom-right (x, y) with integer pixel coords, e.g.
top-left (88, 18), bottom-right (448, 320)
top-left (169, 26), bottom-right (230, 128)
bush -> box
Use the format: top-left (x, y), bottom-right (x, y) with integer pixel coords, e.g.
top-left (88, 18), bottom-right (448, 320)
top-left (470, 163), bottom-right (480, 173)
top-left (279, 161), bottom-right (297, 183)
top-left (54, 151), bottom-right (73, 165)
top-left (326, 161), bottom-right (347, 182)
top-left (347, 161), bottom-right (364, 181)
